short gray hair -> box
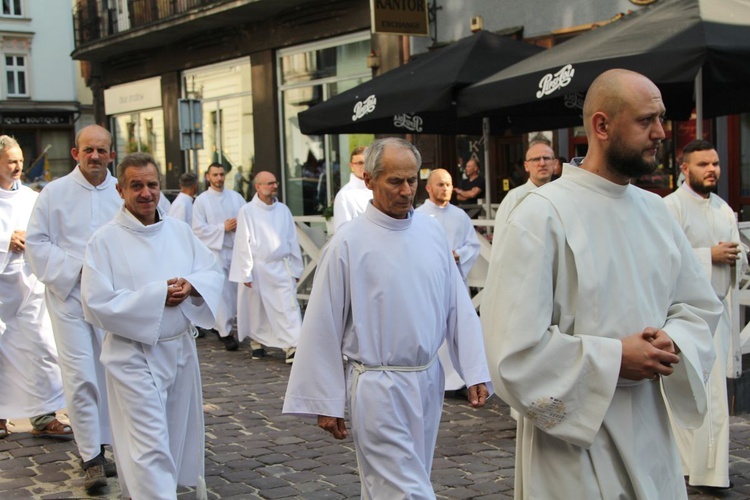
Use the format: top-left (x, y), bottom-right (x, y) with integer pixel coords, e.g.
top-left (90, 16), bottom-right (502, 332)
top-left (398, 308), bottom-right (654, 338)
top-left (116, 152), bottom-right (160, 185)
top-left (0, 135), bottom-right (20, 153)
top-left (364, 138), bottom-right (421, 180)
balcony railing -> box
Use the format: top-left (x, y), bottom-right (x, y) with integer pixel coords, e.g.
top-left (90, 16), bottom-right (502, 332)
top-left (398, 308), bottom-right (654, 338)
top-left (73, 0), bottom-right (219, 47)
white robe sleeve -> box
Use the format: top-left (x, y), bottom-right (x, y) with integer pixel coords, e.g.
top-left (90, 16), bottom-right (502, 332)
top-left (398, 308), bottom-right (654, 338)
top-left (81, 233), bottom-right (167, 345)
top-left (454, 217), bottom-right (480, 280)
top-left (192, 197), bottom-right (225, 252)
top-left (332, 193), bottom-right (350, 232)
top-left (481, 214), bottom-right (622, 449)
top-left (283, 239), bottom-right (349, 418)
top-left (175, 231), bottom-right (225, 330)
top-left (287, 213), bottom-right (304, 278)
top-left (229, 207), bottom-right (254, 283)
top-left (26, 190), bottom-right (84, 300)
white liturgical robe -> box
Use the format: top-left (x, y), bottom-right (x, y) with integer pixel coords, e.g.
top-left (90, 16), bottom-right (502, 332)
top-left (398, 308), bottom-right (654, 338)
top-left (284, 203), bottom-right (492, 498)
top-left (332, 175), bottom-right (372, 232)
top-left (416, 198), bottom-right (481, 391)
top-left (494, 179), bottom-right (537, 227)
top-left (664, 183), bottom-right (747, 488)
top-left (26, 165), bottom-right (120, 463)
top-left (481, 164), bottom-right (721, 500)
top-left (0, 182), bottom-right (65, 418)
top-left (167, 192), bottom-right (194, 225)
top-left (82, 206), bottom-right (223, 500)
top-left (229, 195), bottom-right (303, 348)
top-left (192, 187), bottom-right (245, 337)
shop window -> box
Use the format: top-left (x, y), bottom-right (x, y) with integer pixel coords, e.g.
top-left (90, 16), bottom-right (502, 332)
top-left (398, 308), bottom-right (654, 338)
top-left (5, 55), bottom-right (28, 97)
top-left (2, 0), bottom-right (22, 17)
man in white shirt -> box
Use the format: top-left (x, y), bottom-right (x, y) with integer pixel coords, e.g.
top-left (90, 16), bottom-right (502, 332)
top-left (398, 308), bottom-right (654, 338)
top-left (481, 69), bottom-right (721, 499)
top-left (82, 152), bottom-right (223, 500)
top-left (168, 172), bottom-right (198, 225)
top-left (192, 163), bottom-right (246, 350)
top-left (416, 168), bottom-right (480, 393)
top-left (230, 171), bottom-right (302, 363)
top-left (26, 124), bottom-right (120, 491)
top-left (284, 138), bottom-right (491, 498)
top-left (0, 135), bottom-right (69, 440)
top-left (332, 146), bottom-right (372, 232)
top-left (494, 141), bottom-right (555, 226)
top-left (664, 140), bottom-right (746, 490)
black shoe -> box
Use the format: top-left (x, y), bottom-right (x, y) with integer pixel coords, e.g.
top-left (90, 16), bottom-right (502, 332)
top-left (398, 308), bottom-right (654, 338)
top-left (195, 327), bottom-right (207, 338)
top-left (103, 459), bottom-right (117, 477)
top-left (84, 464), bottom-right (107, 491)
top-left (251, 348), bottom-right (266, 359)
top-left (220, 335), bottom-right (239, 351)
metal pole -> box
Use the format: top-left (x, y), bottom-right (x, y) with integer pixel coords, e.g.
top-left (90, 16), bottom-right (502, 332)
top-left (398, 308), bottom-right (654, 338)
top-left (483, 117), bottom-right (491, 219)
top-left (695, 67), bottom-right (703, 139)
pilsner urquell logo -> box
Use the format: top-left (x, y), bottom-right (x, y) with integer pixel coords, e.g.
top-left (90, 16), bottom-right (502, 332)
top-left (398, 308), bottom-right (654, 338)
top-left (352, 95), bottom-right (377, 121)
top-left (536, 64), bottom-right (575, 98)
top-left (393, 114), bottom-right (423, 132)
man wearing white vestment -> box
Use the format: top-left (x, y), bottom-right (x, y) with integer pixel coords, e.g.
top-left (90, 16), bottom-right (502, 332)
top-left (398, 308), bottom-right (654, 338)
top-left (284, 138), bottom-right (491, 498)
top-left (664, 140), bottom-right (746, 489)
top-left (481, 69), bottom-right (722, 500)
top-left (0, 136), bottom-right (69, 439)
top-left (26, 124), bottom-right (119, 491)
top-left (82, 153), bottom-right (223, 500)
top-left (494, 141), bottom-right (555, 226)
top-left (416, 168), bottom-right (480, 392)
top-left (332, 146), bottom-right (372, 232)
top-left (192, 163), bottom-right (245, 350)
top-left (229, 171), bottom-right (302, 363)
top-left (168, 172), bottom-right (198, 225)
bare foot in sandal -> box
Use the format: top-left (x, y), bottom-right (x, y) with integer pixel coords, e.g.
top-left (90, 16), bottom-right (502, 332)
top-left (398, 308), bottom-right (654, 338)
top-left (31, 418), bottom-right (73, 437)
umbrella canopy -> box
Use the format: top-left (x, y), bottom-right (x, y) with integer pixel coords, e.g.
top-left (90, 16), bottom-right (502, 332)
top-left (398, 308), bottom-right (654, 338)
top-left (298, 31), bottom-right (543, 136)
top-left (458, 0), bottom-right (750, 129)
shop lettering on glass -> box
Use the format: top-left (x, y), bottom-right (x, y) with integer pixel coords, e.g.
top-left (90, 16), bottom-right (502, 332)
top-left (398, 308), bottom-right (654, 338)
top-left (536, 64), bottom-right (576, 98)
top-left (564, 92), bottom-right (585, 111)
top-left (393, 113), bottom-right (423, 132)
top-left (468, 135), bottom-right (484, 162)
top-left (352, 95), bottom-right (377, 121)
top-left (119, 93), bottom-right (145, 105)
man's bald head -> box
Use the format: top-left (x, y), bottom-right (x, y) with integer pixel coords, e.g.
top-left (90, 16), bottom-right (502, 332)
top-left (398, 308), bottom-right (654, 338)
top-left (582, 69), bottom-right (641, 137)
top-left (425, 168), bottom-right (453, 207)
top-left (254, 171), bottom-right (279, 204)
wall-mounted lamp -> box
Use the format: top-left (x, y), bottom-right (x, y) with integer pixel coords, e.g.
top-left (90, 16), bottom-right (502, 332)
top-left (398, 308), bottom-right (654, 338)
top-left (366, 51), bottom-right (380, 69)
top-left (470, 16), bottom-right (483, 33)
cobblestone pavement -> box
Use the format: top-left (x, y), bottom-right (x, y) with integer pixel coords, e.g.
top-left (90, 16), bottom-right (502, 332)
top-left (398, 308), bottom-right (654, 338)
top-left (2, 334), bottom-right (750, 499)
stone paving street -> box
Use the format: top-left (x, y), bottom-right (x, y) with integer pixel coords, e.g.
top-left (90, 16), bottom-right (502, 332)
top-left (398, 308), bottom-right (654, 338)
top-left (3, 334), bottom-right (750, 498)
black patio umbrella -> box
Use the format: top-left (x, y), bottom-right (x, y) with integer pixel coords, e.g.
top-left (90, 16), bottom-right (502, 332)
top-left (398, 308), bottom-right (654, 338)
top-left (298, 31), bottom-right (543, 136)
top-left (457, 0), bottom-right (750, 133)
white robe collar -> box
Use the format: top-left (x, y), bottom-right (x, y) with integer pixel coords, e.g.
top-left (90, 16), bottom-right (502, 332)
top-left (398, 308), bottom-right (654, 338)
top-left (251, 193), bottom-right (276, 210)
top-left (562, 163), bottom-right (628, 199)
top-left (421, 198), bottom-right (450, 212)
top-left (679, 181), bottom-right (712, 204)
top-left (115, 205), bottom-right (164, 235)
top-left (0, 180), bottom-right (22, 197)
top-left (348, 176), bottom-right (367, 190)
top-left (364, 201), bottom-right (413, 231)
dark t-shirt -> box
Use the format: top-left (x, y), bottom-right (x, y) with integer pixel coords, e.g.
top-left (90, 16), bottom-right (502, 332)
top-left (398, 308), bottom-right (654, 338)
top-left (458, 175), bottom-right (485, 204)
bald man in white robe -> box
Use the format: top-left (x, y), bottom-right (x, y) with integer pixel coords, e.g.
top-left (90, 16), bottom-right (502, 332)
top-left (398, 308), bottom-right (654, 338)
top-left (482, 70), bottom-right (721, 499)
top-left (82, 153), bottom-right (223, 500)
top-left (284, 138), bottom-right (491, 498)
top-left (332, 146), bottom-right (372, 232)
top-left (416, 168), bottom-right (480, 392)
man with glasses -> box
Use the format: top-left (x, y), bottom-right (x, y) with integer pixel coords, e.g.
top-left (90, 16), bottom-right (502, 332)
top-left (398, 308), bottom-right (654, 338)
top-left (494, 141), bottom-right (555, 226)
top-left (332, 146), bottom-right (371, 232)
top-left (230, 171), bottom-right (302, 363)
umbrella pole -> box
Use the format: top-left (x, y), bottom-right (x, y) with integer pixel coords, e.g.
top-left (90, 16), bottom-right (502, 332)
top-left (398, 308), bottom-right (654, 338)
top-left (695, 67), bottom-right (703, 139)
top-left (483, 117), bottom-right (491, 220)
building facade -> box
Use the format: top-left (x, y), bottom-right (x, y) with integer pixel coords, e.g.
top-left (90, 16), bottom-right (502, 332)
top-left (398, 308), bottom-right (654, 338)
top-left (1, 0), bottom-right (94, 180)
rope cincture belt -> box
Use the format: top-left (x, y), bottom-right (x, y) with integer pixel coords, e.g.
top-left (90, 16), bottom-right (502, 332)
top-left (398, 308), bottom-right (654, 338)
top-left (348, 354), bottom-right (438, 418)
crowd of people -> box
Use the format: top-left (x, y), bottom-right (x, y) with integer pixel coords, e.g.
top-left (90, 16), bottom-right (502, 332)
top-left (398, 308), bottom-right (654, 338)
top-left (0, 68), bottom-right (743, 499)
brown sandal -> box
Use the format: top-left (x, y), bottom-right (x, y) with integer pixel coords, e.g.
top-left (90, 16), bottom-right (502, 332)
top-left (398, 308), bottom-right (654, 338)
top-left (31, 418), bottom-right (73, 437)
top-left (0, 419), bottom-right (8, 439)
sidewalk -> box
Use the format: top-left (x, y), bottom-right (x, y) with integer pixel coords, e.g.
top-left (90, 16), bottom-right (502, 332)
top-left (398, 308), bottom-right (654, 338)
top-left (1, 335), bottom-right (750, 498)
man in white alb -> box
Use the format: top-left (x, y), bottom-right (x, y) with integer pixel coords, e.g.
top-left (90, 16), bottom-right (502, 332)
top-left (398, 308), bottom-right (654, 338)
top-left (664, 139), bottom-right (746, 490)
top-left (229, 171), bottom-right (302, 363)
top-left (416, 168), bottom-right (480, 393)
top-left (0, 136), bottom-right (69, 440)
top-left (494, 141), bottom-right (555, 226)
top-left (481, 69), bottom-right (721, 499)
top-left (167, 171), bottom-right (198, 224)
top-left (332, 146), bottom-right (372, 232)
top-left (192, 162), bottom-right (246, 350)
top-left (82, 152), bottom-right (223, 500)
top-left (284, 138), bottom-right (491, 498)
top-left (26, 124), bottom-right (119, 491)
